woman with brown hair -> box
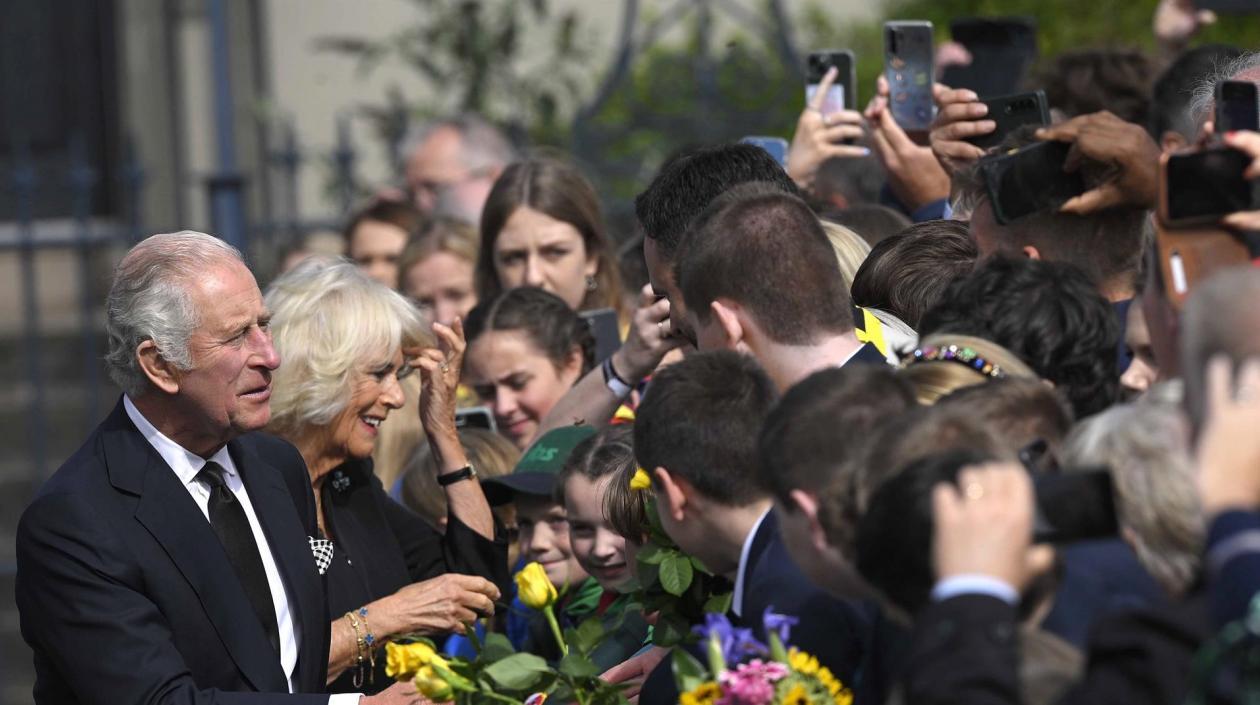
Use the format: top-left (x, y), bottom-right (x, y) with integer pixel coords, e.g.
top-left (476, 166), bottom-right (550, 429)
top-left (477, 158), bottom-right (626, 320)
top-left (399, 217), bottom-right (481, 327)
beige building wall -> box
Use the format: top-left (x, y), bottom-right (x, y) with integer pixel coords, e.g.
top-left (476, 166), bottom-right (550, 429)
top-left (263, 0), bottom-right (890, 224)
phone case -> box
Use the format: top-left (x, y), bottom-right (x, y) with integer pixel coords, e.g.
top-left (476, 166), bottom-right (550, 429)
top-left (884, 21), bottom-right (935, 132)
top-left (806, 50), bottom-right (856, 111)
top-left (980, 141), bottom-right (1084, 225)
top-left (1158, 148), bottom-right (1256, 228)
top-left (966, 91), bottom-right (1049, 151)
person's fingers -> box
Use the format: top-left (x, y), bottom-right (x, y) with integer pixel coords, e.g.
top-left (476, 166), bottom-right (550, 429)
top-left (876, 73), bottom-right (890, 97)
top-left (809, 66), bottom-right (839, 112)
top-left (1221, 211), bottom-right (1260, 231)
top-left (431, 321), bottom-right (460, 354)
top-left (1036, 120), bottom-right (1083, 144)
top-left (822, 109), bottom-right (864, 127)
top-left (637, 283), bottom-right (655, 308)
top-left (1236, 357), bottom-right (1260, 403)
top-left (937, 119), bottom-right (997, 140)
top-left (822, 144), bottom-right (875, 159)
top-left (1223, 131), bottom-right (1260, 177)
top-left (449, 573), bottom-right (501, 598)
top-left (821, 124), bottom-right (865, 143)
top-left (1198, 9), bottom-right (1218, 25)
top-left (1060, 184), bottom-right (1122, 215)
top-left (868, 120), bottom-right (895, 164)
top-left (932, 482), bottom-right (963, 525)
top-left (935, 141), bottom-right (988, 163)
top-left (936, 90), bottom-right (983, 114)
top-left (1025, 545), bottom-right (1056, 579)
top-left (646, 297), bottom-right (671, 322)
top-left (878, 105), bottom-right (916, 153)
top-left (1205, 355), bottom-right (1234, 417)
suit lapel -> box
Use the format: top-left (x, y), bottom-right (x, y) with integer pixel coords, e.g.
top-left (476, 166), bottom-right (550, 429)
top-left (231, 438), bottom-right (326, 693)
top-left (103, 403), bottom-right (288, 693)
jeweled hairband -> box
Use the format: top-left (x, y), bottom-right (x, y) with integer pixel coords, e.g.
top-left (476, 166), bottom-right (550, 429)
top-left (900, 344), bottom-right (1007, 379)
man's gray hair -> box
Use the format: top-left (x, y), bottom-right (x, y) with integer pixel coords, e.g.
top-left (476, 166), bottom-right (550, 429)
top-left (1188, 51), bottom-right (1260, 131)
top-left (104, 231), bottom-right (243, 397)
top-left (396, 114), bottom-right (519, 174)
top-left (1062, 400), bottom-right (1202, 597)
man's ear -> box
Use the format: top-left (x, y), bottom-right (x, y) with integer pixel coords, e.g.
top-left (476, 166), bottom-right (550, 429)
top-left (653, 466), bottom-right (690, 522)
top-left (136, 340), bottom-right (181, 395)
top-left (1021, 245), bottom-right (1042, 261)
top-left (711, 300), bottom-right (744, 351)
top-left (789, 489), bottom-right (831, 554)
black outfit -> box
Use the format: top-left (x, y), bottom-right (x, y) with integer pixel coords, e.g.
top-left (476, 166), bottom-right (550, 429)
top-left (15, 399), bottom-right (329, 704)
top-left (639, 512), bottom-right (871, 704)
top-left (276, 455), bottom-right (510, 695)
top-left (902, 592), bottom-right (1212, 705)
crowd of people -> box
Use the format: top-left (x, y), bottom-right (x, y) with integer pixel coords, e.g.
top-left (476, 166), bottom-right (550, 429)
top-left (15, 1), bottom-right (1260, 704)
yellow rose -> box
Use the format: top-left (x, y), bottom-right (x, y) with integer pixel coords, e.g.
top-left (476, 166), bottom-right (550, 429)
top-left (384, 641), bottom-right (447, 681)
top-left (515, 561), bottom-right (558, 610)
top-left (413, 665), bottom-right (454, 701)
top-left (629, 467), bottom-right (652, 491)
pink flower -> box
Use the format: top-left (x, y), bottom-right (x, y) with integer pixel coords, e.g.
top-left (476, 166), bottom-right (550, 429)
top-left (714, 660), bottom-right (790, 705)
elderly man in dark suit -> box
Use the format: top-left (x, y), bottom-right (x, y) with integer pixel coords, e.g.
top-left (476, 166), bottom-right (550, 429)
top-left (16, 231), bottom-right (420, 704)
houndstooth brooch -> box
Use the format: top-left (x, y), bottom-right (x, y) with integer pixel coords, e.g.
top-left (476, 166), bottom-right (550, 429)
top-left (309, 536), bottom-right (334, 575)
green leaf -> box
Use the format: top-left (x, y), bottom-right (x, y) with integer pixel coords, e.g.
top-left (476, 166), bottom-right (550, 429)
top-left (482, 652), bottom-right (551, 690)
top-left (636, 543), bottom-right (667, 565)
top-left (573, 616), bottom-right (606, 655)
top-left (672, 649), bottom-right (709, 694)
top-left (703, 592), bottom-right (733, 615)
top-left (653, 613), bottom-right (692, 646)
top-left (559, 652), bottom-right (600, 678)
top-left (659, 553), bottom-right (695, 597)
top-left (480, 632), bottom-right (516, 662)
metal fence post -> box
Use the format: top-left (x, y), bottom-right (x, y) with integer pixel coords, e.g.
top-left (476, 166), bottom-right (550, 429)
top-left (206, 0), bottom-right (247, 252)
top-left (333, 113), bottom-right (357, 215)
top-left (68, 134), bottom-right (101, 431)
top-left (12, 145), bottom-right (48, 485)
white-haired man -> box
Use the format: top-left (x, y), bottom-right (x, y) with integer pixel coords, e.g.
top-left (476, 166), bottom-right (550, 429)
top-left (16, 232), bottom-right (421, 704)
top-left (400, 114), bottom-right (518, 224)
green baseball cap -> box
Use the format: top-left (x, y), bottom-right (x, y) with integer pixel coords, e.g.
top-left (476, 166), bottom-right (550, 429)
top-left (482, 426), bottom-right (597, 505)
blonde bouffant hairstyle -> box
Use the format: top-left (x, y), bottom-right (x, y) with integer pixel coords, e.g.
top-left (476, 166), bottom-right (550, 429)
top-left (264, 258), bottom-right (432, 436)
top-left (899, 333), bottom-right (1038, 406)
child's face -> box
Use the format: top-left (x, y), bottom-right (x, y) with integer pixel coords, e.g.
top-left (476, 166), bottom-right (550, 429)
top-left (563, 474), bottom-right (633, 592)
top-left (515, 494), bottom-right (588, 590)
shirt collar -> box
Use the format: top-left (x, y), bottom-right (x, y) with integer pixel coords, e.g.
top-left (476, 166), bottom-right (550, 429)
top-left (731, 507), bottom-right (771, 618)
top-left (123, 395), bottom-right (238, 485)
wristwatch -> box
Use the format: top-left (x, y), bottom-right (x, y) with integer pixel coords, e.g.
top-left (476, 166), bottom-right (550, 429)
top-left (437, 464), bottom-right (477, 486)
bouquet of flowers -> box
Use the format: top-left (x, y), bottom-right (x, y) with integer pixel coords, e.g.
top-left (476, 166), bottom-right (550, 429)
top-left (627, 468), bottom-right (734, 647)
top-left (673, 609), bottom-right (853, 705)
top-left (383, 561), bottom-right (628, 705)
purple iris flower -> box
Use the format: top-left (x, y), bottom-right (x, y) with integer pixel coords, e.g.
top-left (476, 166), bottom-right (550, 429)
top-left (762, 607), bottom-right (798, 645)
top-left (693, 613), bottom-right (768, 666)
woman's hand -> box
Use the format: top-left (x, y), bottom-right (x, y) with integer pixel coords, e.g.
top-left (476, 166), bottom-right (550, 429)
top-left (611, 285), bottom-right (682, 383)
top-left (787, 66), bottom-right (871, 192)
top-left (375, 573), bottom-right (502, 637)
top-left (408, 318), bottom-right (467, 456)
top-left (1221, 131), bottom-right (1260, 232)
top-left (930, 86), bottom-right (993, 176)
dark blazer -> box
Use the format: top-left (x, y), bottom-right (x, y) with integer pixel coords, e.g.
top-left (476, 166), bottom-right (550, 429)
top-left (282, 455), bottom-right (509, 693)
top-left (638, 512), bottom-right (871, 704)
top-left (903, 592), bottom-right (1212, 705)
top-left (15, 399), bottom-right (330, 704)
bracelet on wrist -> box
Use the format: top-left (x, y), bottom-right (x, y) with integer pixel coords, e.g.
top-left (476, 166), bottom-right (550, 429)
top-left (602, 357), bottom-right (634, 399)
top-left (344, 607), bottom-right (377, 687)
top-left (438, 464), bottom-right (478, 486)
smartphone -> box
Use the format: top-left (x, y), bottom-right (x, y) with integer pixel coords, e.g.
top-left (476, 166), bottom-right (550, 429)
top-left (1198, 0), bottom-right (1260, 13)
top-left (1160, 147), bottom-right (1255, 227)
top-left (806, 49), bottom-right (856, 113)
top-left (1032, 469), bottom-right (1118, 544)
top-left (980, 141), bottom-right (1085, 224)
top-left (740, 136), bottom-right (790, 170)
top-left (884, 21), bottom-right (935, 133)
top-left (1215, 80), bottom-right (1259, 133)
top-left (455, 406), bottom-right (497, 433)
top-left (966, 91), bottom-right (1050, 151)
top-left (942, 17), bottom-right (1038, 98)
top-left (579, 307), bottom-right (622, 365)
top-left (1152, 220), bottom-right (1252, 310)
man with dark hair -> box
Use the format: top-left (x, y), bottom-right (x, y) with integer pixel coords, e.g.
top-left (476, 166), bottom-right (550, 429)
top-left (822, 204), bottom-right (911, 247)
top-left (918, 257), bottom-right (1120, 420)
top-left (1037, 49), bottom-right (1157, 126)
top-left (634, 143), bottom-right (802, 335)
top-left (634, 350), bottom-right (869, 696)
top-left (956, 128), bottom-right (1150, 303)
top-left (850, 219), bottom-right (978, 331)
top-left (674, 184), bottom-right (885, 391)
top-left (1149, 44), bottom-right (1244, 152)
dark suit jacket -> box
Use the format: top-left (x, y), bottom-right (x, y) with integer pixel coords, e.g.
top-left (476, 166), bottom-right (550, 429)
top-left (16, 399), bottom-right (330, 704)
top-left (638, 512), bottom-right (871, 704)
top-left (903, 592), bottom-right (1211, 705)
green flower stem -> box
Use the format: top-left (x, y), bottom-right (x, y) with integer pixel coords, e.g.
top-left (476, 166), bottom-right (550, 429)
top-left (475, 690), bottom-right (526, 705)
top-left (543, 605), bottom-right (569, 657)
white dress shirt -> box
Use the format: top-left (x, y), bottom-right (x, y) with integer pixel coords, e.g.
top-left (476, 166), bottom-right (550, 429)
top-left (730, 508), bottom-right (771, 619)
top-left (126, 398), bottom-right (364, 703)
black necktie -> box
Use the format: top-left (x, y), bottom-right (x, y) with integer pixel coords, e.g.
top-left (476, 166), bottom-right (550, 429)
top-left (197, 461), bottom-right (281, 656)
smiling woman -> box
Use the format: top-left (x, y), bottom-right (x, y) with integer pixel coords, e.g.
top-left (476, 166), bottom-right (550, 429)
top-left (263, 258), bottom-right (509, 695)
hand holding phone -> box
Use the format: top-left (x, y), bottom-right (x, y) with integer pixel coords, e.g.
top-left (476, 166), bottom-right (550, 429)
top-left (1221, 130), bottom-right (1260, 232)
top-left (1035, 111), bottom-right (1161, 214)
top-left (967, 91), bottom-right (1050, 151)
top-left (807, 50), bottom-right (856, 113)
top-left (1215, 80), bottom-right (1260, 134)
top-left (788, 63), bottom-right (870, 190)
top-left (981, 141), bottom-right (1085, 224)
top-left (930, 86), bottom-right (992, 174)
top-left (1159, 146), bottom-right (1255, 227)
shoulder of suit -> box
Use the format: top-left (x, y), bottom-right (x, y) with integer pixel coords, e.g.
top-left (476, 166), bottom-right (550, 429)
top-left (241, 431), bottom-right (308, 473)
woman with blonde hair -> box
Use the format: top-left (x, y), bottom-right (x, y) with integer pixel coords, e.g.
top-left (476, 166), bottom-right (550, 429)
top-left (264, 258), bottom-right (507, 694)
top-left (399, 217), bottom-right (481, 327)
top-left (898, 333), bottom-right (1039, 405)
